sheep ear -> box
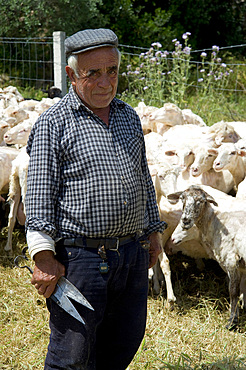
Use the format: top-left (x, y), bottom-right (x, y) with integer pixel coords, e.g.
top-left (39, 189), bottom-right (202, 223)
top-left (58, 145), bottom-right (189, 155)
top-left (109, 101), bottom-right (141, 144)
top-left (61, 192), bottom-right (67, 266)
top-left (207, 148), bottom-right (218, 156)
top-left (165, 150), bottom-right (176, 156)
top-left (206, 195), bottom-right (218, 206)
top-left (167, 191), bottom-right (183, 204)
top-left (238, 149), bottom-right (246, 157)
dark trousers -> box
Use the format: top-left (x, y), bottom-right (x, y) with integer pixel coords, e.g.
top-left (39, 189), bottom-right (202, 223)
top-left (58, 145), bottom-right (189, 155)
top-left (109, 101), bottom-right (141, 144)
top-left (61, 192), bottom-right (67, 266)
top-left (44, 239), bottom-right (149, 370)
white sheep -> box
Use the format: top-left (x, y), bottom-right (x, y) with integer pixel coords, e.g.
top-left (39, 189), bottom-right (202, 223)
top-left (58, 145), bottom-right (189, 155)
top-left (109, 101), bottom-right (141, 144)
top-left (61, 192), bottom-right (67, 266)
top-left (0, 146), bottom-right (20, 198)
top-left (4, 119), bottom-right (33, 146)
top-left (144, 132), bottom-right (179, 167)
top-left (190, 144), bottom-right (217, 177)
top-left (4, 146), bottom-right (29, 252)
top-left (34, 97), bottom-right (61, 115)
top-left (206, 121), bottom-right (241, 146)
top-left (181, 108), bottom-right (206, 127)
top-left (168, 185), bottom-right (246, 329)
top-left (2, 105), bottom-right (29, 124)
top-left (210, 143), bottom-right (246, 188)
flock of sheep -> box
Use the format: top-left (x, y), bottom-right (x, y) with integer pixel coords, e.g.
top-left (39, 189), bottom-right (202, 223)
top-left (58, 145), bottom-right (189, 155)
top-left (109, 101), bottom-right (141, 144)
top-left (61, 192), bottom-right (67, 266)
top-left (137, 101), bottom-right (246, 329)
top-left (1, 85), bottom-right (246, 329)
top-left (0, 86), bottom-right (61, 251)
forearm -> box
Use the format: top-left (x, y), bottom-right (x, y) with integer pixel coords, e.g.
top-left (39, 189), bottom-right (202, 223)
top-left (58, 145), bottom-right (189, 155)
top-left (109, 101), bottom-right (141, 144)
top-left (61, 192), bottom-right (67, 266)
top-left (26, 229), bottom-right (55, 259)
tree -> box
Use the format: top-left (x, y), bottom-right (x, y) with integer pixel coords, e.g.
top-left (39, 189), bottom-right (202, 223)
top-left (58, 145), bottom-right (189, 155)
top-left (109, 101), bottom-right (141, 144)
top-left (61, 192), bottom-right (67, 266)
top-left (0, 0), bottom-right (103, 37)
top-left (163, 0), bottom-right (246, 50)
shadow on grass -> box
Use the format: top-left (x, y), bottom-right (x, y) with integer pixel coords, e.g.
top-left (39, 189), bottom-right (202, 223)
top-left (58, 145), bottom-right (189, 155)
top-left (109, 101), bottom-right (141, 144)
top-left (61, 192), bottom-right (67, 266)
top-left (149, 253), bottom-right (246, 331)
top-left (0, 226), bottom-right (26, 268)
top-left (159, 355), bottom-right (246, 369)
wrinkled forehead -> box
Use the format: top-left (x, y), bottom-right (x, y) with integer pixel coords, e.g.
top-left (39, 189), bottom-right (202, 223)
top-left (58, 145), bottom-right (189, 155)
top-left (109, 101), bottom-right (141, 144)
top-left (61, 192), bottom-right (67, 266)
top-left (77, 47), bottom-right (119, 70)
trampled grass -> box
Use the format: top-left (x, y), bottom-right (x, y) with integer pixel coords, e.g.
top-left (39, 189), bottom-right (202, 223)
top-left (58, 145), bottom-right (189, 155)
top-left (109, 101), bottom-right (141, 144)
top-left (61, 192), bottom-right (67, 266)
top-left (1, 230), bottom-right (246, 369)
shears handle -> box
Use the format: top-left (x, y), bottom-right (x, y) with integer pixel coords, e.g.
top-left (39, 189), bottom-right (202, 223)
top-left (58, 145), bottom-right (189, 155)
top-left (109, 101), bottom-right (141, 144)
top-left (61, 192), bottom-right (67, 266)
top-left (14, 246), bottom-right (33, 274)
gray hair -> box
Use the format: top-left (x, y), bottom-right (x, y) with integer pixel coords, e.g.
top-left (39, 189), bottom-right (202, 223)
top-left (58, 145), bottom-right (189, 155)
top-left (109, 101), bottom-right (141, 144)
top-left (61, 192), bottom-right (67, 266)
top-left (67, 47), bottom-right (121, 78)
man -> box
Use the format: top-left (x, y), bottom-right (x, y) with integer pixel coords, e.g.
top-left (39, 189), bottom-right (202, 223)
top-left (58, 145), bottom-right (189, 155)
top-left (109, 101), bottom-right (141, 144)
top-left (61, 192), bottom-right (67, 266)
top-left (25, 28), bottom-right (167, 369)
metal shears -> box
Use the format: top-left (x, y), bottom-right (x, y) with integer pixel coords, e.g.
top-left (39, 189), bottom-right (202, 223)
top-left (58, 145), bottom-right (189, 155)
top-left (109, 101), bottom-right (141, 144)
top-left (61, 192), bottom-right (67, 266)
top-left (14, 246), bottom-right (94, 324)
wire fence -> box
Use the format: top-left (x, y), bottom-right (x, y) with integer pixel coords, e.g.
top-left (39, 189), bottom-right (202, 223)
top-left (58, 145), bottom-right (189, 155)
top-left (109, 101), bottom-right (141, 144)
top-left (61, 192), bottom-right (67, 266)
top-left (0, 37), bottom-right (54, 90)
top-left (0, 36), bottom-right (245, 96)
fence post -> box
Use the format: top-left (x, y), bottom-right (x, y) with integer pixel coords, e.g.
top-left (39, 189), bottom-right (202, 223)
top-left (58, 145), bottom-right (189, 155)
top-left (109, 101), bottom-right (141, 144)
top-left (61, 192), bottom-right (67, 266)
top-left (53, 31), bottom-right (67, 96)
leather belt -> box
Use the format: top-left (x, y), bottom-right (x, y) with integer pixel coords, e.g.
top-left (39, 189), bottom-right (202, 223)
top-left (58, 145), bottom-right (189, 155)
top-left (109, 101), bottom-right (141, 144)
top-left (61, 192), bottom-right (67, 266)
top-left (57, 233), bottom-right (140, 250)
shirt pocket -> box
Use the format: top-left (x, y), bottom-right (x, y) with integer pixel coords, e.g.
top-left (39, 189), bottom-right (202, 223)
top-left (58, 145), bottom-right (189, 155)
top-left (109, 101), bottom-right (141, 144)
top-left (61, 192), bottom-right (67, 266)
top-left (126, 132), bottom-right (143, 171)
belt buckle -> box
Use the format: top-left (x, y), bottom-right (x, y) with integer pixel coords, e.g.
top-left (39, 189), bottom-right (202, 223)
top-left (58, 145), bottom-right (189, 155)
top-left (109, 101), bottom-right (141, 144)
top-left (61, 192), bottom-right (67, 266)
top-left (109, 238), bottom-right (120, 256)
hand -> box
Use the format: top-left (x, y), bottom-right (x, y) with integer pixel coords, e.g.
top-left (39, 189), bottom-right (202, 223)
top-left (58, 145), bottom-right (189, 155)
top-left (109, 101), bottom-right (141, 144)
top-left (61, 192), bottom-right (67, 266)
top-left (31, 250), bottom-right (65, 298)
top-left (148, 232), bottom-right (162, 268)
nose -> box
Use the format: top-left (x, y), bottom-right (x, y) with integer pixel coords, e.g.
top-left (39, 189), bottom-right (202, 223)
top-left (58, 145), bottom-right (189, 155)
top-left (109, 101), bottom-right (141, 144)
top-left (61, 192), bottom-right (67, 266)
top-left (97, 73), bottom-right (111, 88)
top-left (181, 215), bottom-right (191, 229)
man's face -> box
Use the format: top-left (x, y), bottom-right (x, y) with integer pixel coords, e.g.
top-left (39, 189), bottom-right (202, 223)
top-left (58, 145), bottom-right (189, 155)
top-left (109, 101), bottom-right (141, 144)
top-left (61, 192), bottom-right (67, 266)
top-left (67, 47), bottom-right (119, 111)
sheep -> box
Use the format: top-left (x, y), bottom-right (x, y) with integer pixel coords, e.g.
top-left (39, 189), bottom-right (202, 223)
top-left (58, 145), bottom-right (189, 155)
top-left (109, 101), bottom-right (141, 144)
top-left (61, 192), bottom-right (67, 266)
top-left (0, 146), bottom-right (20, 198)
top-left (168, 185), bottom-right (246, 329)
top-left (218, 121), bottom-right (246, 141)
top-left (144, 132), bottom-right (179, 167)
top-left (190, 145), bottom-right (217, 177)
top-left (19, 99), bottom-right (39, 111)
top-left (34, 97), bottom-right (60, 115)
top-left (134, 102), bottom-right (159, 134)
top-left (46, 86), bottom-right (63, 99)
top-left (210, 143), bottom-right (246, 189)
top-left (147, 162), bottom-right (179, 304)
top-left (164, 145), bottom-right (195, 172)
top-left (2, 85), bottom-right (24, 102)
top-left (4, 146), bottom-right (29, 252)
top-left (148, 103), bottom-right (185, 135)
top-left (4, 119), bottom-right (33, 146)
top-left (206, 121), bottom-right (241, 146)
top-left (3, 105), bottom-right (29, 123)
top-left (181, 108), bottom-right (206, 127)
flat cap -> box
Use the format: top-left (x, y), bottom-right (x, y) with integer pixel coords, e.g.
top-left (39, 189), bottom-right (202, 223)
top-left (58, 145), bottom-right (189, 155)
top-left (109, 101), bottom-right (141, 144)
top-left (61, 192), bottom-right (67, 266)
top-left (65, 28), bottom-right (118, 57)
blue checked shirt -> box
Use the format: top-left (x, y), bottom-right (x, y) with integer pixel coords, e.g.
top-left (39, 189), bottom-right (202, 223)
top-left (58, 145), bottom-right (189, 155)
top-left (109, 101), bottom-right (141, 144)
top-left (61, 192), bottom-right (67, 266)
top-left (25, 86), bottom-right (166, 241)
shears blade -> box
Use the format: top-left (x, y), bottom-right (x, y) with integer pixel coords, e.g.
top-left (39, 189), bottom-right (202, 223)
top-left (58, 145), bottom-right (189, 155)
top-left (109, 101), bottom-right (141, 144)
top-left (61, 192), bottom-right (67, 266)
top-left (56, 276), bottom-right (94, 311)
top-left (51, 285), bottom-right (86, 324)
top-left (14, 247), bottom-right (94, 324)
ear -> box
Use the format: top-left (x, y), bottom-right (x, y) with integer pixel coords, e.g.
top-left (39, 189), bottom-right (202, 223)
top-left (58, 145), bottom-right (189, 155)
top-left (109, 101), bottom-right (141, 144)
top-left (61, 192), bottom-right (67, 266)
top-left (238, 149), bottom-right (246, 157)
top-left (207, 148), bottom-right (218, 156)
top-left (167, 191), bottom-right (183, 204)
top-left (206, 195), bottom-right (218, 206)
top-left (65, 66), bottom-right (76, 86)
top-left (165, 150), bottom-right (176, 156)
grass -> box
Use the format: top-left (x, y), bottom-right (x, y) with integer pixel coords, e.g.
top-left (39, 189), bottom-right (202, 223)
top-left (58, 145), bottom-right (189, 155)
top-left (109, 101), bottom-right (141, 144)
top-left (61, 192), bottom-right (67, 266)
top-left (1, 229), bottom-right (246, 369)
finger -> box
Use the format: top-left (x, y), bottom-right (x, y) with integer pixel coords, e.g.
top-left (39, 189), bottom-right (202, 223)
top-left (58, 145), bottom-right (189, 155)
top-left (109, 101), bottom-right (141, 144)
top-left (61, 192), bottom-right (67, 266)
top-left (43, 283), bottom-right (56, 299)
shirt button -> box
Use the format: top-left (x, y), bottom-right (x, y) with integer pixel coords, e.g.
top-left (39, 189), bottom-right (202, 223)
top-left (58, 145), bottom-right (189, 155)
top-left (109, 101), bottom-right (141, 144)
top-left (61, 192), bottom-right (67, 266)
top-left (87, 116), bottom-right (91, 119)
top-left (124, 200), bottom-right (127, 205)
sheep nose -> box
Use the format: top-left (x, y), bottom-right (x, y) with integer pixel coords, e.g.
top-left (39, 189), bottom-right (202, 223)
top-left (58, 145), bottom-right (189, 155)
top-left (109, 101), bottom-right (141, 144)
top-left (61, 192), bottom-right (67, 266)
top-left (181, 216), bottom-right (191, 228)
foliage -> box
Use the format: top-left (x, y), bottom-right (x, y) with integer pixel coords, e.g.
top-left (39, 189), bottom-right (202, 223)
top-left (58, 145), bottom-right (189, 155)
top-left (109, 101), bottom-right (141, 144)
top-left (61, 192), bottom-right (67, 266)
top-left (119, 33), bottom-right (246, 124)
top-left (163, 0), bottom-right (246, 52)
top-left (1, 0), bottom-right (245, 54)
top-left (0, 0), bottom-right (103, 38)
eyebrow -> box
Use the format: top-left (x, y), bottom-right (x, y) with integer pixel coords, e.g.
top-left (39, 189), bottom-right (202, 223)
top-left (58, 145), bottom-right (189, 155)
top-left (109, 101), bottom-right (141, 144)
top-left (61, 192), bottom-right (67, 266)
top-left (87, 65), bottom-right (118, 76)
